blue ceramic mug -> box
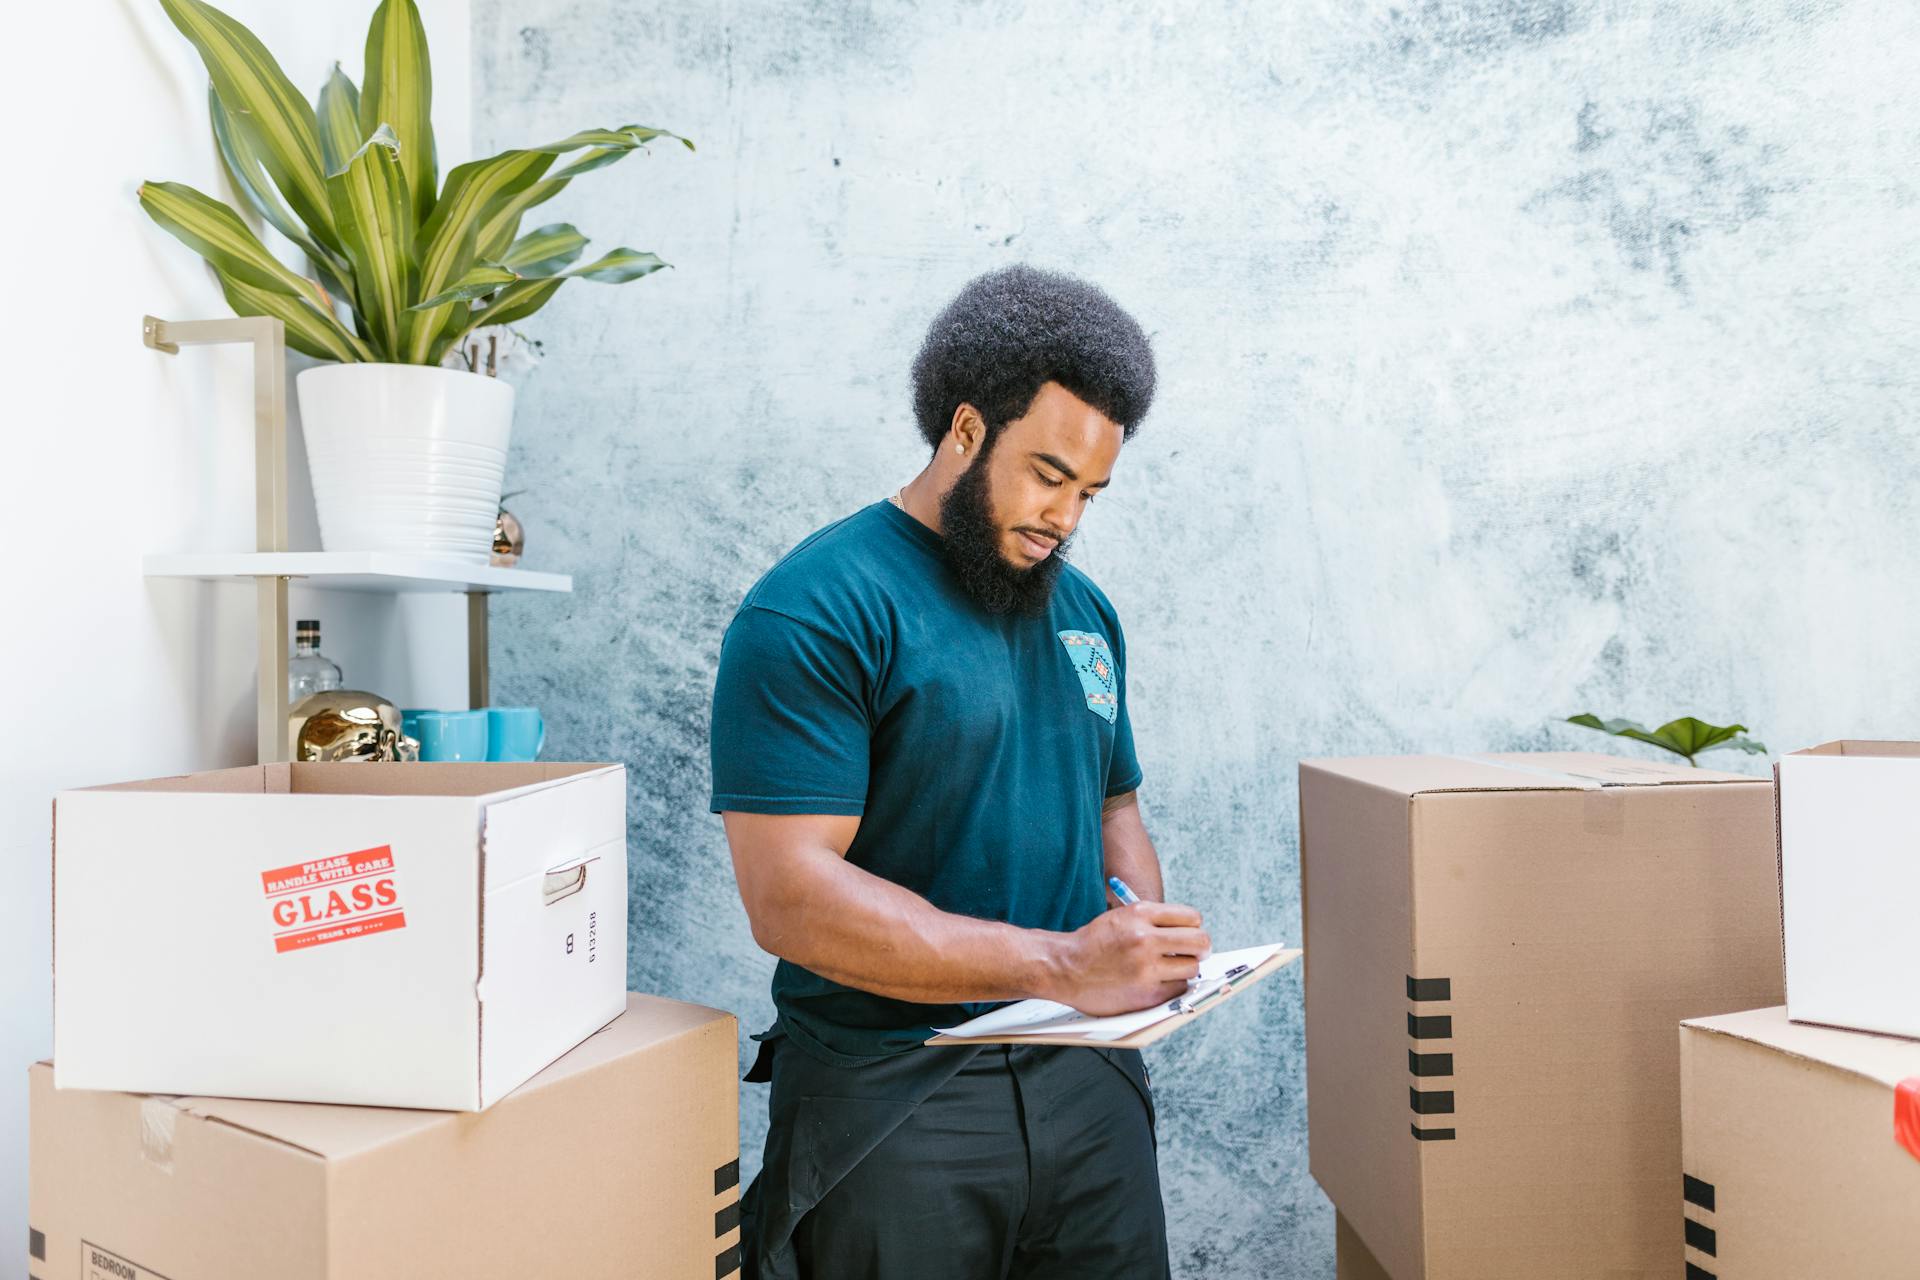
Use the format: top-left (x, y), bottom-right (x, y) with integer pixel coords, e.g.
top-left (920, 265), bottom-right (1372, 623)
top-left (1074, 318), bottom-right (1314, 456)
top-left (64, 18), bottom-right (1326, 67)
top-left (402, 709), bottom-right (490, 762)
top-left (484, 706), bottom-right (545, 762)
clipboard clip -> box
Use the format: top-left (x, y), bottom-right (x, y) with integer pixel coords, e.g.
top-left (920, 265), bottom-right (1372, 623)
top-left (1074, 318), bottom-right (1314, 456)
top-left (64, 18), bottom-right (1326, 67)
top-left (1170, 963), bottom-right (1251, 1015)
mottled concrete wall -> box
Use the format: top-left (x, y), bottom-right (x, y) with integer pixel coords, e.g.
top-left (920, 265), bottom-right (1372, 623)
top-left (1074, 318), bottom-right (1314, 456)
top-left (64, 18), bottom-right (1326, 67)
top-left (472, 3), bottom-right (1920, 1274)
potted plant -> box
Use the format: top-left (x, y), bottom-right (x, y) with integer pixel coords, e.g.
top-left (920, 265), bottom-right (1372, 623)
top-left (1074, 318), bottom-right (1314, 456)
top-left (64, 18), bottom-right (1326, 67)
top-left (140, 0), bottom-right (689, 562)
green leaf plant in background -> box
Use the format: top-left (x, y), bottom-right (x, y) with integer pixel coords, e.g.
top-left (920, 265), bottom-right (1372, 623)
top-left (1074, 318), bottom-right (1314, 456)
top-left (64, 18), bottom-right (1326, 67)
top-left (1563, 714), bottom-right (1770, 768)
top-left (138, 0), bottom-right (692, 365)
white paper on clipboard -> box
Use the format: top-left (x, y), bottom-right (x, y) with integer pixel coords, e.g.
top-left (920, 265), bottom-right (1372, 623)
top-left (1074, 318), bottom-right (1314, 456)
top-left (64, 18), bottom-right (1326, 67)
top-left (930, 942), bottom-right (1289, 1042)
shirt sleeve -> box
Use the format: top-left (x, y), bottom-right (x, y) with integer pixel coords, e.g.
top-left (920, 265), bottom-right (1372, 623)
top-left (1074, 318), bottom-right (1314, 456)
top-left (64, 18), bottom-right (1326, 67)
top-left (1105, 615), bottom-right (1144, 798)
top-left (709, 603), bottom-right (872, 815)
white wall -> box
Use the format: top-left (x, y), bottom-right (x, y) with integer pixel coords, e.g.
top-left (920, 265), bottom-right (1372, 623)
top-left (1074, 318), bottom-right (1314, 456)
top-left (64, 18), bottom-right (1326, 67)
top-left (3, 2), bottom-right (471, 1271)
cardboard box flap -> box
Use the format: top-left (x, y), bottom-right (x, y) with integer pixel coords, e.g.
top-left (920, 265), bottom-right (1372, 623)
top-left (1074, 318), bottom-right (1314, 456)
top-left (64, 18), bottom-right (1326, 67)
top-left (66, 763), bottom-right (284, 795)
top-left (287, 760), bottom-right (613, 798)
top-left (1304, 750), bottom-right (1758, 797)
top-left (25, 1060), bottom-right (441, 1162)
top-left (164, 1092), bottom-right (448, 1161)
top-left (1684, 1006), bottom-right (1920, 1091)
top-left (1786, 740), bottom-right (1920, 760)
top-left (49, 993), bottom-right (722, 1163)
top-left (64, 761), bottom-right (616, 800)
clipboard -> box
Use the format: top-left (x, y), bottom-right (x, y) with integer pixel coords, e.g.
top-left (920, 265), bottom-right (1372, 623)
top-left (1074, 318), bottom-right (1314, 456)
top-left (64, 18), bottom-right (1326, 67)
top-left (925, 946), bottom-right (1300, 1049)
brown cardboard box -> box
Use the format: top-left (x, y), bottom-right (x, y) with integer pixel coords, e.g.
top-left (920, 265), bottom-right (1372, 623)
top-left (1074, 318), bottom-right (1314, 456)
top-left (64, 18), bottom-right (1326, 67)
top-left (1679, 1006), bottom-right (1920, 1278)
top-left (1301, 752), bottom-right (1783, 1279)
top-left (28, 993), bottom-right (740, 1280)
top-left (1336, 1209), bottom-right (1393, 1280)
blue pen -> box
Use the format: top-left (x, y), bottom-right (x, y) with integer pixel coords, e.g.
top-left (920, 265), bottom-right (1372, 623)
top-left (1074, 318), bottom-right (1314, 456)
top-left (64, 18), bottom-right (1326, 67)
top-left (1108, 876), bottom-right (1142, 907)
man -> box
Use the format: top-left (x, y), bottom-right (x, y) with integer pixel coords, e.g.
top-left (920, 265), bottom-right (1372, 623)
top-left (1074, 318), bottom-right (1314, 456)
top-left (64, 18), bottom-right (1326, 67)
top-left (710, 265), bottom-right (1208, 1279)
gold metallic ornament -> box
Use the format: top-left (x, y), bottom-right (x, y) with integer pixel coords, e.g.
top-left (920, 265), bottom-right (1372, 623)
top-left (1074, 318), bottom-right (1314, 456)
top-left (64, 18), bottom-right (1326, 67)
top-left (492, 490), bottom-right (526, 567)
top-left (289, 690), bottom-right (420, 763)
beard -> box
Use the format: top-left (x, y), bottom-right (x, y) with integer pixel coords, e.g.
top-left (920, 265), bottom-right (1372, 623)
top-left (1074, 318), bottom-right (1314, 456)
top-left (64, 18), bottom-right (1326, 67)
top-left (937, 442), bottom-right (1074, 617)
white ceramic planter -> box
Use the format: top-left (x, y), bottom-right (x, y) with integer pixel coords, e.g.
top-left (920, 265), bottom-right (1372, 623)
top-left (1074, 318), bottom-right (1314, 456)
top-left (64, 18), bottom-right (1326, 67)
top-left (295, 363), bottom-right (514, 563)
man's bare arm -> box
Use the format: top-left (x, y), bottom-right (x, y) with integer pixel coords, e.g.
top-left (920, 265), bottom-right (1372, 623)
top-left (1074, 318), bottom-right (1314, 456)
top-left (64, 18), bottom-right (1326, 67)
top-left (723, 809), bottom-right (1210, 1017)
top-left (1099, 791), bottom-right (1165, 903)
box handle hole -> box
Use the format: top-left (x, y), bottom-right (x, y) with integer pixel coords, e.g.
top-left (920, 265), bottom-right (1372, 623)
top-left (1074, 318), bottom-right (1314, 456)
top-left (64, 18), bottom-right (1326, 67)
top-left (542, 864), bottom-right (587, 906)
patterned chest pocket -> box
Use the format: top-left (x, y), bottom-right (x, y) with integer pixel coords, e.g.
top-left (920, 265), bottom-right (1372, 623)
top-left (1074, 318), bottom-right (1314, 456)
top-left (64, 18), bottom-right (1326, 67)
top-left (1056, 630), bottom-right (1118, 724)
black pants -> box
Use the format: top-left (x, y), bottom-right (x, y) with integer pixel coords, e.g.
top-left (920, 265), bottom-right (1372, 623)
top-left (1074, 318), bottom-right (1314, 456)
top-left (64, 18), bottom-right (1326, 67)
top-left (742, 1035), bottom-right (1170, 1280)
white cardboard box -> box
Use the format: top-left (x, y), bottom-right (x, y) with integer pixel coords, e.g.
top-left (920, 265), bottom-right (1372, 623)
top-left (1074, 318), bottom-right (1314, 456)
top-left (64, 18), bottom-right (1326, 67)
top-left (1776, 741), bottom-right (1920, 1040)
top-left (52, 761), bottom-right (628, 1110)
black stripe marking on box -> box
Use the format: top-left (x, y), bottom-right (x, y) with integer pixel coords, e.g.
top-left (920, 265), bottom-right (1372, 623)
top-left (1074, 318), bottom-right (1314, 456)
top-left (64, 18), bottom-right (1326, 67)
top-left (1408, 1050), bottom-right (1453, 1077)
top-left (1683, 1173), bottom-right (1715, 1212)
top-left (1409, 1088), bottom-right (1455, 1115)
top-left (1686, 1263), bottom-right (1716, 1280)
top-left (716, 1240), bottom-right (744, 1278)
top-left (716, 1201), bottom-right (741, 1237)
top-left (1684, 1217), bottom-right (1717, 1256)
top-left (1409, 1124), bottom-right (1456, 1141)
top-left (29, 1227), bottom-right (44, 1261)
top-left (1407, 1013), bottom-right (1452, 1039)
top-left (714, 1158), bottom-right (741, 1195)
top-left (1405, 976), bottom-right (1452, 1001)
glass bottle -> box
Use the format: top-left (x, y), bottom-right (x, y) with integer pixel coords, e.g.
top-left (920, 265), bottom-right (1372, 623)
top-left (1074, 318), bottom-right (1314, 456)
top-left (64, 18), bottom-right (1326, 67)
top-left (289, 619), bottom-right (345, 704)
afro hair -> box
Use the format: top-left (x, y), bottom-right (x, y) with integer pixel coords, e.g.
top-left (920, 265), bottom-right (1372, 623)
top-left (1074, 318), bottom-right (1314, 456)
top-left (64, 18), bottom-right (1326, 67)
top-left (909, 265), bottom-right (1156, 452)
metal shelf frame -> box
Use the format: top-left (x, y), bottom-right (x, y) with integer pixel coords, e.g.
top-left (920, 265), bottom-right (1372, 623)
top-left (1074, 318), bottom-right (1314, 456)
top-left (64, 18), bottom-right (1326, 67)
top-left (144, 314), bottom-right (517, 763)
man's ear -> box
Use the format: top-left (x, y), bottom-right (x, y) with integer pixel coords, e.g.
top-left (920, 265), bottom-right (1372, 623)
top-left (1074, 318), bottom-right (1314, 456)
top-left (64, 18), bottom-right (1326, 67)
top-left (949, 403), bottom-right (986, 455)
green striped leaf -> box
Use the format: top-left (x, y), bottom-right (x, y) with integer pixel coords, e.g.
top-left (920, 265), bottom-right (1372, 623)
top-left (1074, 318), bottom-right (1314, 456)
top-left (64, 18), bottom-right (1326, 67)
top-left (469, 125), bottom-right (686, 265)
top-left (501, 223), bottom-right (587, 277)
top-left (217, 268), bottom-right (374, 363)
top-left (428, 276), bottom-right (563, 365)
top-left (400, 211), bottom-right (479, 363)
top-left (207, 84), bottom-right (357, 307)
top-left (565, 247), bottom-right (667, 283)
top-left (139, 180), bottom-right (328, 306)
top-left (158, 0), bottom-right (338, 252)
top-left (208, 85), bottom-right (313, 258)
top-left (475, 277), bottom-right (566, 326)
top-left (541, 125), bottom-right (690, 151)
top-left (427, 246), bottom-right (668, 365)
top-left (472, 176), bottom-right (568, 263)
top-left (411, 149), bottom-right (554, 345)
top-left (316, 64), bottom-right (362, 178)
top-left (410, 261), bottom-right (519, 310)
top-left (360, 0), bottom-right (436, 224)
top-left (547, 146), bottom-right (628, 181)
top-left (325, 125), bottom-right (413, 360)
top-left (417, 124), bottom-right (679, 308)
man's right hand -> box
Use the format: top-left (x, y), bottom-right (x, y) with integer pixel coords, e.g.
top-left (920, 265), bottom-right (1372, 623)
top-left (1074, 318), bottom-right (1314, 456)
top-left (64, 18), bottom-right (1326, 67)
top-left (1051, 901), bottom-right (1212, 1016)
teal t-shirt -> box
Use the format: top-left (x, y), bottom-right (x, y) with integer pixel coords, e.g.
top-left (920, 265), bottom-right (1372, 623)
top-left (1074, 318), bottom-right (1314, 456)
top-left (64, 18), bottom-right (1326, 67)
top-left (709, 499), bottom-right (1143, 1065)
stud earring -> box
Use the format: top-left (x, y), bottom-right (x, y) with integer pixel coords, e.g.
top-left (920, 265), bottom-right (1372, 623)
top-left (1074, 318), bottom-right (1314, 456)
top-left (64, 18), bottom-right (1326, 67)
top-left (955, 443), bottom-right (964, 454)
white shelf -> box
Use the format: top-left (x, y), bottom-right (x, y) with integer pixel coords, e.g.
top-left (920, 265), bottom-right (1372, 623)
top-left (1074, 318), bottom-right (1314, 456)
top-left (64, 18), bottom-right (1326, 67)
top-left (144, 551), bottom-right (573, 595)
